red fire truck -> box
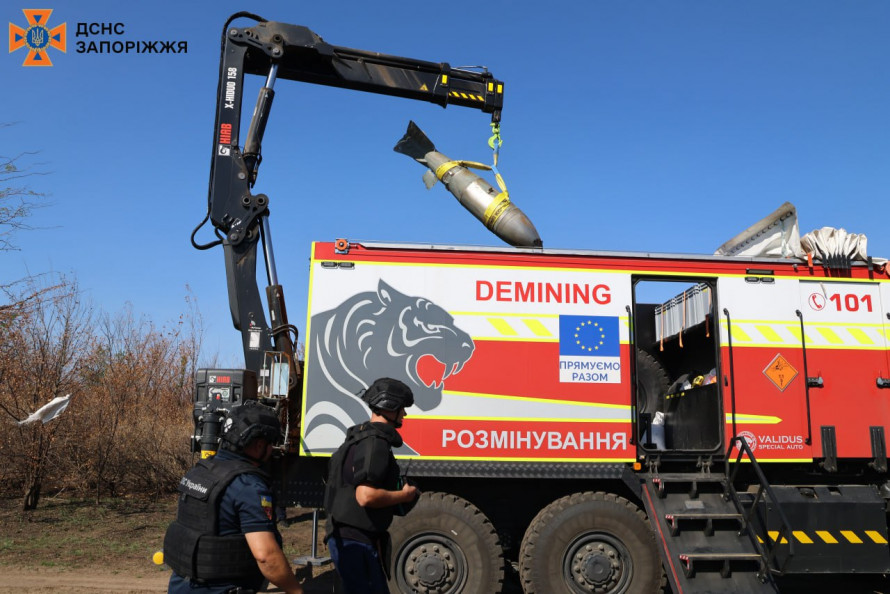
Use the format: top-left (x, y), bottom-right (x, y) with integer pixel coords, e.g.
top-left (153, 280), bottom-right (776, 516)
top-left (293, 223), bottom-right (890, 593)
top-left (192, 14), bottom-right (890, 593)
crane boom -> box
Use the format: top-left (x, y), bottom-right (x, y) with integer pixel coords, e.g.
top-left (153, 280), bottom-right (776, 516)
top-left (195, 13), bottom-right (504, 438)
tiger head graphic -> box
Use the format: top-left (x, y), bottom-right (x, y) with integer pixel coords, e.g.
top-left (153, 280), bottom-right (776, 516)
top-left (304, 280), bottom-right (474, 448)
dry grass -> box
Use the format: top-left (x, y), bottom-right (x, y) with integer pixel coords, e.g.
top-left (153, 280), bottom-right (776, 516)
top-left (0, 496), bottom-right (174, 572)
top-left (0, 495), bottom-right (335, 591)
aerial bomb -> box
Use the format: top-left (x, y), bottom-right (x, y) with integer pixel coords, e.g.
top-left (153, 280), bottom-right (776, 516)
top-left (394, 121), bottom-right (542, 248)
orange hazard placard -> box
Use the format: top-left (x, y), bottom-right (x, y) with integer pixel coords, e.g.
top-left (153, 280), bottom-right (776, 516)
top-left (763, 354), bottom-right (798, 392)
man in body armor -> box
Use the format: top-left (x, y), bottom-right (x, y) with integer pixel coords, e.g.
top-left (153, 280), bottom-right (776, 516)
top-left (165, 400), bottom-right (303, 594)
top-left (324, 378), bottom-right (420, 594)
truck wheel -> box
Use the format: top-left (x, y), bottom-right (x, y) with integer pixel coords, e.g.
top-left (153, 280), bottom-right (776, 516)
top-left (636, 349), bottom-right (669, 414)
top-left (519, 491), bottom-right (662, 594)
top-left (388, 492), bottom-right (505, 594)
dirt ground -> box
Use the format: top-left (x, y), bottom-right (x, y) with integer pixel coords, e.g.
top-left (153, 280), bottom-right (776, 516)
top-left (0, 496), bottom-right (335, 593)
top-left (8, 496), bottom-right (889, 594)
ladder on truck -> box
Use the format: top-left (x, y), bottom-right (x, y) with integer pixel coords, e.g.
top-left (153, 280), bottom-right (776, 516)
top-left (640, 437), bottom-right (792, 593)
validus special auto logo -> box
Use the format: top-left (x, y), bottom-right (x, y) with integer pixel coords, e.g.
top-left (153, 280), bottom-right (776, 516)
top-left (9, 9), bottom-right (66, 66)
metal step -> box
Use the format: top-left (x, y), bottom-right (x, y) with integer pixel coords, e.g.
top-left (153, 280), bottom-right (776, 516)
top-left (666, 512), bottom-right (746, 537)
top-left (652, 474), bottom-right (728, 500)
top-left (678, 552), bottom-right (765, 579)
top-left (641, 472), bottom-right (778, 593)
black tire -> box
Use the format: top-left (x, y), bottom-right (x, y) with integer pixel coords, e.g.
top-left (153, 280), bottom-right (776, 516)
top-left (636, 349), bottom-right (669, 414)
top-left (519, 491), bottom-right (662, 594)
top-left (388, 492), bottom-right (505, 594)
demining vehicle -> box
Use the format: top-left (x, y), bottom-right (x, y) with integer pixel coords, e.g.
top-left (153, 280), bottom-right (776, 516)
top-left (190, 13), bottom-right (890, 594)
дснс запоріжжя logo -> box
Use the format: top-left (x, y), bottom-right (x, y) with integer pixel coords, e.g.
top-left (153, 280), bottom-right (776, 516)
top-left (9, 9), bottom-right (66, 66)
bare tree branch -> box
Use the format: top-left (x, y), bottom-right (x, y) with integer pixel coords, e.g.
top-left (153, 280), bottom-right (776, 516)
top-left (0, 132), bottom-right (52, 253)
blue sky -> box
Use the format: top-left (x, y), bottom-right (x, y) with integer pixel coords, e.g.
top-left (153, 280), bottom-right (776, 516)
top-left (4, 1), bottom-right (889, 365)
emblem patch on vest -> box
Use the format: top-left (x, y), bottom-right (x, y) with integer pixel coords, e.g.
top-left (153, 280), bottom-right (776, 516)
top-left (261, 495), bottom-right (273, 520)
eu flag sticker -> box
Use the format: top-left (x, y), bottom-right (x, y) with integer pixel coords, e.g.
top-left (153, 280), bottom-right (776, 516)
top-left (559, 315), bottom-right (621, 383)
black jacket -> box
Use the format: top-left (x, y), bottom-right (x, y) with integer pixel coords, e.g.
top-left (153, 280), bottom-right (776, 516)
top-left (324, 422), bottom-right (403, 539)
top-left (164, 452), bottom-right (269, 584)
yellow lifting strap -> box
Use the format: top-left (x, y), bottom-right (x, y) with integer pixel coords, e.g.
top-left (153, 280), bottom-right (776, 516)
top-left (482, 191), bottom-right (510, 227)
top-left (487, 122), bottom-right (509, 197)
top-left (434, 160), bottom-right (492, 180)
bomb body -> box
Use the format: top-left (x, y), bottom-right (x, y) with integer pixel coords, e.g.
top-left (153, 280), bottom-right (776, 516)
top-left (394, 121), bottom-right (542, 248)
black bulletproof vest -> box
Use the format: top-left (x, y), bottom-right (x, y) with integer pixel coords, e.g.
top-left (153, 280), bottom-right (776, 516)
top-left (163, 456), bottom-right (269, 583)
top-left (324, 422), bottom-right (402, 536)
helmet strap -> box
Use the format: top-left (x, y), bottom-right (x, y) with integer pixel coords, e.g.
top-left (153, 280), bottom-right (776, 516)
top-left (377, 409), bottom-right (403, 429)
top-left (241, 437), bottom-right (270, 464)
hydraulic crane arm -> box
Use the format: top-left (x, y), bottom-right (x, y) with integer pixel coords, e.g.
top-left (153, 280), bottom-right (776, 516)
top-left (238, 21), bottom-right (504, 115)
top-left (198, 13), bottom-right (505, 410)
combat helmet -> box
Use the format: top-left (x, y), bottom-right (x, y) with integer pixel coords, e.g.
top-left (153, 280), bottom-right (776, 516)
top-left (220, 400), bottom-right (283, 451)
top-left (361, 378), bottom-right (414, 413)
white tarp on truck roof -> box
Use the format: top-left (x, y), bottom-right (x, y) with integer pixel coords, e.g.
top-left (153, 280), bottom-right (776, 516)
top-left (800, 226), bottom-right (884, 267)
top-left (714, 202), bottom-right (805, 259)
top-left (714, 201), bottom-right (885, 266)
